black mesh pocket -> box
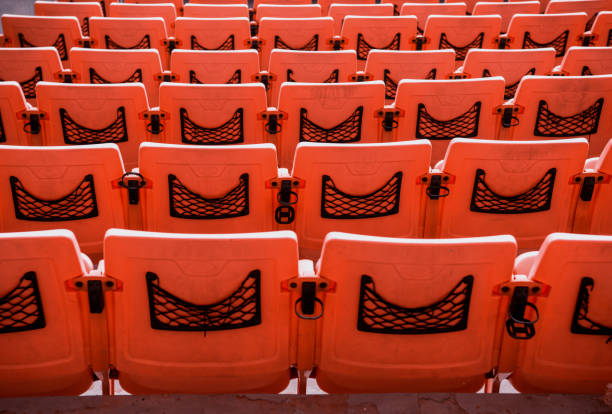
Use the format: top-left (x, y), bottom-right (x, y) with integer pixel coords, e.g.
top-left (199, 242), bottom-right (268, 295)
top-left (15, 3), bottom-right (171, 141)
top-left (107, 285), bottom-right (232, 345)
top-left (10, 174), bottom-right (99, 221)
top-left (82, 17), bottom-right (90, 37)
top-left (146, 270), bottom-right (261, 332)
top-left (190, 69), bottom-right (241, 84)
top-left (274, 34), bottom-right (319, 51)
top-left (19, 33), bottom-right (67, 61)
top-left (299, 106), bottom-right (363, 143)
top-left (60, 107), bottom-right (129, 145)
top-left (0, 271), bottom-right (46, 334)
top-left (0, 66), bottom-right (42, 99)
top-left (287, 69), bottom-right (339, 83)
top-left (168, 173), bottom-right (249, 219)
top-left (90, 67), bottom-right (143, 84)
top-left (0, 112), bottom-right (6, 143)
top-left (416, 102), bottom-right (481, 140)
top-left (356, 33), bottom-right (401, 61)
top-left (439, 32), bottom-right (483, 61)
top-left (180, 108), bottom-right (244, 145)
top-left (608, 29), bottom-right (612, 47)
top-left (105, 34), bottom-right (150, 49)
top-left (483, 68), bottom-right (534, 100)
top-left (321, 172), bottom-right (402, 219)
top-left (534, 98), bottom-right (603, 137)
top-left (191, 34), bottom-right (235, 50)
top-left (522, 30), bottom-right (568, 57)
top-left (571, 277), bottom-right (612, 341)
top-left (470, 168), bottom-right (556, 214)
top-left (383, 68), bottom-right (436, 100)
top-left (357, 274), bottom-right (474, 334)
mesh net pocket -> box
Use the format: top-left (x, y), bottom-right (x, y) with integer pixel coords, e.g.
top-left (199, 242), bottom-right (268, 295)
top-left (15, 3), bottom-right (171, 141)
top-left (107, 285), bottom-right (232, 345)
top-left (105, 34), bottom-right (151, 49)
top-left (82, 17), bottom-right (90, 37)
top-left (534, 98), bottom-right (603, 137)
top-left (0, 271), bottom-right (46, 334)
top-left (383, 68), bottom-right (436, 100)
top-left (321, 172), bottom-right (402, 219)
top-left (585, 12), bottom-right (598, 31)
top-left (19, 33), bottom-right (67, 61)
top-left (274, 34), bottom-right (319, 51)
top-left (168, 173), bottom-right (249, 219)
top-left (10, 174), bottom-right (99, 221)
top-left (357, 274), bottom-right (474, 334)
top-left (60, 106), bottom-right (129, 145)
top-left (191, 34), bottom-right (235, 50)
top-left (416, 102), bottom-right (481, 140)
top-left (287, 69), bottom-right (339, 83)
top-left (608, 29), bottom-right (612, 47)
top-left (180, 108), bottom-right (244, 145)
top-left (439, 32), bottom-right (483, 61)
top-left (90, 67), bottom-right (142, 84)
top-left (522, 30), bottom-right (568, 57)
top-left (190, 69), bottom-right (241, 84)
top-left (0, 112), bottom-right (6, 143)
top-left (571, 277), bottom-right (612, 341)
top-left (470, 168), bottom-right (556, 214)
top-left (356, 33), bottom-right (401, 61)
top-left (0, 66), bottom-right (43, 99)
top-left (146, 270), bottom-right (261, 332)
top-left (299, 106), bottom-right (363, 143)
top-left (483, 68), bottom-right (534, 100)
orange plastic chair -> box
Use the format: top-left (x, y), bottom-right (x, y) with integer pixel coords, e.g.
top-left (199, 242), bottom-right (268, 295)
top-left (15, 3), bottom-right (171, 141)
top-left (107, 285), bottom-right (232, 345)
top-left (173, 17), bottom-right (251, 51)
top-left (267, 50), bottom-right (357, 106)
top-left (35, 82), bottom-right (151, 170)
top-left (506, 233), bottom-right (612, 393)
top-left (319, 0), bottom-right (374, 15)
top-left (57, 0), bottom-right (110, 17)
top-left (158, 83), bottom-right (268, 145)
top-left (183, 3), bottom-right (250, 18)
top-left (503, 75), bottom-right (612, 156)
top-left (556, 46), bottom-right (612, 75)
top-left (291, 141), bottom-right (432, 258)
top-left (314, 232), bottom-right (517, 392)
top-left (170, 49), bottom-right (260, 86)
top-left (0, 82), bottom-right (35, 146)
top-left (433, 138), bottom-right (588, 249)
top-left (123, 0), bottom-right (184, 16)
top-left (69, 47), bottom-right (164, 107)
top-left (585, 11), bottom-right (612, 47)
top-left (585, 139), bottom-right (612, 235)
top-left (0, 144), bottom-right (127, 257)
top-left (108, 3), bottom-right (178, 36)
top-left (473, 1), bottom-right (540, 33)
top-left (545, 0), bottom-right (612, 30)
top-left (138, 143), bottom-right (278, 233)
top-left (328, 4), bottom-right (394, 35)
top-left (365, 50), bottom-right (456, 101)
top-left (256, 4), bottom-right (322, 20)
top-left (399, 3), bottom-right (467, 34)
top-left (189, 0), bottom-right (247, 4)
top-left (34, 1), bottom-right (103, 37)
top-left (254, 0), bottom-right (311, 7)
top-left (275, 81), bottom-right (385, 167)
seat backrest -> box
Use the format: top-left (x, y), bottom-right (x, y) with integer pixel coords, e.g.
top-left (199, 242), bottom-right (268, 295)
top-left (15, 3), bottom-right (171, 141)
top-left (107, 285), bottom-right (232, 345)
top-left (0, 47), bottom-right (64, 103)
top-left (365, 50), bottom-right (456, 101)
top-left (138, 143), bottom-right (278, 233)
top-left (267, 50), bottom-right (357, 106)
top-left (315, 232), bottom-right (517, 392)
top-left (276, 81), bottom-right (385, 167)
top-left (0, 229), bottom-right (93, 397)
top-left (508, 233), bottom-right (612, 394)
top-left (589, 139), bottom-right (612, 235)
top-left (105, 228), bottom-right (298, 393)
top-left (291, 141), bottom-right (431, 258)
top-left (328, 4), bottom-right (394, 34)
top-left (158, 83), bottom-right (267, 145)
top-left (123, 0), bottom-right (184, 15)
top-left (183, 4), bottom-right (250, 18)
top-left (173, 17), bottom-right (251, 52)
top-left (35, 81), bottom-right (150, 170)
top-left (57, 0), bottom-right (110, 17)
top-left (108, 3), bottom-right (177, 36)
top-left (170, 49), bottom-right (260, 86)
top-left (399, 3), bottom-right (467, 33)
top-left (34, 1), bottom-right (103, 37)
top-left (0, 144), bottom-right (126, 256)
top-left (0, 82), bottom-right (34, 146)
top-left (558, 46), bottom-right (612, 76)
top-left (256, 4), bottom-right (322, 21)
top-left (189, 0), bottom-right (247, 4)
top-left (69, 47), bottom-right (164, 106)
top-left (460, 48), bottom-right (556, 100)
top-left (589, 11), bottom-right (612, 47)
top-left (254, 0), bottom-right (312, 7)
top-left (545, 0), bottom-right (612, 30)
top-left (473, 1), bottom-right (540, 33)
top-left (509, 75), bottom-right (612, 156)
top-left (436, 138), bottom-right (588, 249)
top-left (319, 0), bottom-right (374, 15)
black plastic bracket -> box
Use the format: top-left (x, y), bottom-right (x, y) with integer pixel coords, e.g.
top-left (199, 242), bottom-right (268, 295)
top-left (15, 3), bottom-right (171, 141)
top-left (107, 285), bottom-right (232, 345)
top-left (426, 174), bottom-right (451, 200)
top-left (117, 172), bottom-right (148, 205)
top-left (87, 280), bottom-right (105, 314)
top-left (376, 109), bottom-right (403, 132)
top-left (267, 177), bottom-right (304, 225)
top-left (580, 176), bottom-right (596, 201)
top-left (505, 286), bottom-right (539, 340)
top-left (260, 110), bottom-right (286, 135)
top-left (20, 111), bottom-right (46, 135)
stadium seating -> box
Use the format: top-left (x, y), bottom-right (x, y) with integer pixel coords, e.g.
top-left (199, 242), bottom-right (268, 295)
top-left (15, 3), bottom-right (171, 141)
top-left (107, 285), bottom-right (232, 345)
top-left (472, 1), bottom-right (540, 33)
top-left (173, 17), bottom-right (251, 52)
top-left (545, 0), bottom-right (612, 30)
top-left (57, 0), bottom-right (110, 17)
top-left (256, 4), bottom-right (322, 20)
top-left (108, 3), bottom-right (177, 36)
top-left (328, 4), bottom-right (394, 35)
top-left (34, 1), bottom-right (103, 37)
top-left (399, 3), bottom-right (467, 34)
top-left (189, 0), bottom-right (247, 3)
top-left (123, 0), bottom-right (184, 16)
top-left (555, 46), bottom-right (612, 75)
top-left (0, 81), bottom-right (37, 146)
top-left (170, 49), bottom-right (260, 86)
top-left (319, 0), bottom-right (374, 15)
top-left (183, 3), bottom-right (250, 19)
top-left (584, 11), bottom-right (612, 46)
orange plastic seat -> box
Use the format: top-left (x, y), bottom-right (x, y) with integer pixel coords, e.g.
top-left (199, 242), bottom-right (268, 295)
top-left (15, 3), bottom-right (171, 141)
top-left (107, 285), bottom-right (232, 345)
top-left (545, 0), bottom-right (612, 30)
top-left (0, 82), bottom-right (35, 146)
top-left (158, 83), bottom-right (267, 145)
top-left (34, 1), bottom-right (103, 37)
top-left (391, 77), bottom-right (505, 163)
top-left (267, 50), bottom-right (357, 106)
top-left (506, 233), bottom-right (612, 393)
top-left (276, 81), bottom-right (385, 167)
top-left (57, 0), bottom-right (110, 17)
top-left (504, 75), bottom-right (612, 156)
top-left (108, 3), bottom-right (177, 36)
top-left (170, 49), bottom-right (260, 86)
top-left (256, 4), bottom-right (322, 21)
top-left (365, 50), bottom-right (456, 101)
top-left (399, 3), bottom-right (467, 34)
top-left (69, 47), bottom-right (164, 106)
top-left (138, 143), bottom-right (278, 233)
top-left (433, 138), bottom-right (588, 249)
top-left (254, 0), bottom-right (312, 7)
top-left (183, 3), bottom-right (250, 18)
top-left (35, 82), bottom-right (151, 170)
top-left (473, 1), bottom-right (540, 33)
top-left (0, 230), bottom-right (95, 397)
top-left (319, 0), bottom-right (374, 15)
top-left (291, 141), bottom-right (432, 258)
top-left (314, 232), bottom-right (517, 392)
top-left (173, 17), bottom-right (251, 51)
top-left (189, 0), bottom-right (247, 4)
top-left (0, 144), bottom-right (127, 257)
top-left (556, 46), bottom-right (612, 75)
top-left (328, 4), bottom-right (394, 35)
top-left (586, 139), bottom-right (612, 235)
top-left (586, 11), bottom-right (612, 47)
top-left (123, 0), bottom-right (184, 16)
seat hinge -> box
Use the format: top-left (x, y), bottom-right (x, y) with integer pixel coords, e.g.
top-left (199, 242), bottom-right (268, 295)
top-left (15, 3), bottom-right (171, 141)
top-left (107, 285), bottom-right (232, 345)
top-left (494, 104), bottom-right (524, 128)
top-left (113, 171), bottom-right (152, 205)
top-left (55, 70), bottom-right (79, 83)
top-left (579, 33), bottom-right (598, 47)
top-left (494, 280), bottom-right (550, 340)
top-left (17, 109), bottom-right (48, 135)
top-left (266, 176), bottom-right (305, 225)
top-left (412, 34), bottom-right (428, 50)
top-left (66, 275), bottom-right (122, 314)
top-left (250, 21), bottom-right (259, 37)
top-left (419, 172), bottom-right (455, 200)
top-left (77, 37), bottom-right (96, 48)
top-left (155, 71), bottom-right (179, 83)
top-left (259, 109), bottom-right (287, 135)
top-left (448, 72), bottom-right (470, 79)
top-left (246, 37), bottom-right (263, 50)
top-left (162, 37), bottom-right (181, 53)
top-left (282, 276), bottom-right (336, 320)
top-left (496, 35), bottom-right (512, 49)
top-left (349, 72), bottom-right (373, 82)
top-left (571, 172), bottom-right (611, 202)
top-left (252, 72), bottom-right (276, 90)
top-left (375, 107), bottom-right (404, 132)
top-left (139, 110), bottom-right (169, 135)
top-left (328, 36), bottom-right (346, 50)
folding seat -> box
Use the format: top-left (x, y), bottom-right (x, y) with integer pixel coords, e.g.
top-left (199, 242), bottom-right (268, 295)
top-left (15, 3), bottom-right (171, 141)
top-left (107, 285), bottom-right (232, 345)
top-left (472, 1), bottom-right (540, 33)
top-left (458, 49), bottom-right (557, 100)
top-left (545, 0), bottom-right (612, 30)
top-left (556, 46), bottom-right (612, 75)
top-left (105, 228), bottom-right (298, 393)
top-left (328, 4), bottom-right (394, 35)
top-left (123, 0), bottom-right (184, 16)
top-left (34, 1), bottom-right (103, 37)
top-left (189, 0), bottom-right (248, 3)
top-left (35, 82), bottom-right (151, 170)
top-left (319, 0), bottom-right (374, 15)
top-left (431, 138), bottom-right (588, 249)
top-left (583, 139), bottom-right (612, 235)
top-left (365, 50), bottom-right (456, 101)
top-left (253, 0), bottom-right (312, 7)
top-left (0, 144), bottom-right (127, 257)
top-left (0, 82), bottom-right (36, 146)
top-left (502, 75), bottom-right (612, 156)
top-left (183, 3), bottom-right (250, 18)
top-left (505, 233), bottom-right (612, 393)
top-left (255, 4), bottom-right (322, 20)
top-left (138, 143), bottom-right (278, 233)
top-left (173, 17), bottom-right (251, 52)
top-left (69, 48), bottom-right (164, 107)
top-left (108, 3), bottom-right (178, 36)
top-left (0, 15), bottom-right (84, 67)
top-left (267, 50), bottom-right (357, 106)
top-left (57, 0), bottom-right (110, 17)
top-left (158, 83), bottom-right (268, 146)
top-left (170, 49), bottom-right (260, 86)
top-left (275, 81), bottom-right (385, 167)
top-left (313, 232), bottom-right (517, 392)
top-left (391, 77), bottom-right (505, 163)
top-left (399, 3), bottom-right (467, 34)
top-left (585, 11), bottom-right (612, 47)
top-left (290, 141), bottom-right (432, 258)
